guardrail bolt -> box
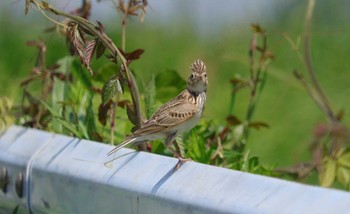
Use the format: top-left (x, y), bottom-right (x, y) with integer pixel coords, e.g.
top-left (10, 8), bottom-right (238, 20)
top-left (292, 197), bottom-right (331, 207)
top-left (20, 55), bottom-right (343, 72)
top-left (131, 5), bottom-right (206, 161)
top-left (0, 167), bottom-right (8, 193)
top-left (15, 172), bottom-right (24, 198)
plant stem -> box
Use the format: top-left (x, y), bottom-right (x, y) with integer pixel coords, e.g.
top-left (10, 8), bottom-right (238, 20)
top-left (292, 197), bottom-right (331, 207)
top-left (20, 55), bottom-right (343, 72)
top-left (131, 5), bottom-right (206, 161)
top-left (304, 0), bottom-right (337, 123)
top-left (244, 31), bottom-right (271, 141)
top-left (31, 0), bottom-right (144, 131)
top-left (110, 95), bottom-right (118, 145)
top-left (121, 12), bottom-right (127, 51)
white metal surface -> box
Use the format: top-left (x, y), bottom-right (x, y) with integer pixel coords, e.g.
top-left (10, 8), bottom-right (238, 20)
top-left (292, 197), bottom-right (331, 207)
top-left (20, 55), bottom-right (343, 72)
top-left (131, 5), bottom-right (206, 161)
top-left (1, 125), bottom-right (350, 213)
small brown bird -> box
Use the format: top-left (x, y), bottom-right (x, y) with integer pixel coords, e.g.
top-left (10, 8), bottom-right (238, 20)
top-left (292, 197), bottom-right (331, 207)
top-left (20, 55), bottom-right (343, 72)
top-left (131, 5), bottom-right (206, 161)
top-left (107, 59), bottom-right (208, 166)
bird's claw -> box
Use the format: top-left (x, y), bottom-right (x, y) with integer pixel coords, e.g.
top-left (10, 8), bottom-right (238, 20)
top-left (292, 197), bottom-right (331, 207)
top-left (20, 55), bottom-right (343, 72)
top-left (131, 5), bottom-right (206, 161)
top-left (174, 157), bottom-right (192, 170)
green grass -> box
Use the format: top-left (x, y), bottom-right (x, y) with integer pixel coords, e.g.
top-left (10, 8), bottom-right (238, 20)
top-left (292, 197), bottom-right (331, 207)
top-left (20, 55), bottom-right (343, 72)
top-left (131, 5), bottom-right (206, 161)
top-left (2, 2), bottom-right (350, 172)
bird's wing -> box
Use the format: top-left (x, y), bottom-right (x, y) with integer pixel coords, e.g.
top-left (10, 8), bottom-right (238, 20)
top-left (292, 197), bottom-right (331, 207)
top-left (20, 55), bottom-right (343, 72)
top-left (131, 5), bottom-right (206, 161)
top-left (133, 90), bottom-right (197, 136)
top-left (107, 91), bottom-right (196, 156)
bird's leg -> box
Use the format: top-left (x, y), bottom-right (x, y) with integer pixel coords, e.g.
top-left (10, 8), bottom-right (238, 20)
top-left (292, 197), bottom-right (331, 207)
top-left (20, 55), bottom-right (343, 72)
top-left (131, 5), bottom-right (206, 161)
top-left (172, 140), bottom-right (192, 162)
top-left (173, 139), bottom-right (181, 156)
top-left (165, 133), bottom-right (191, 169)
top-left (166, 146), bottom-right (191, 170)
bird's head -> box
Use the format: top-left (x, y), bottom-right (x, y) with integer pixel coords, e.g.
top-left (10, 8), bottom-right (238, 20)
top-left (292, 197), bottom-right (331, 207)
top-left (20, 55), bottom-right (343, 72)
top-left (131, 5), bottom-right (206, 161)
top-left (187, 59), bottom-right (208, 94)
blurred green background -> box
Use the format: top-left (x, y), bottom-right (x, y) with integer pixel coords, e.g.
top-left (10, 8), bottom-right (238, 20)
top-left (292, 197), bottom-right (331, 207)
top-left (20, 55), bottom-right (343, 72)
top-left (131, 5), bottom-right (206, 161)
top-left (1, 0), bottom-right (350, 168)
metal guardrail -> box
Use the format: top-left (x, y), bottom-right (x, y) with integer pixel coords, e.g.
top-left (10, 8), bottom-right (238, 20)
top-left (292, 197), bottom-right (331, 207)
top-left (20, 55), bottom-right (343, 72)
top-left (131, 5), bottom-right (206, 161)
top-left (1, 125), bottom-right (350, 213)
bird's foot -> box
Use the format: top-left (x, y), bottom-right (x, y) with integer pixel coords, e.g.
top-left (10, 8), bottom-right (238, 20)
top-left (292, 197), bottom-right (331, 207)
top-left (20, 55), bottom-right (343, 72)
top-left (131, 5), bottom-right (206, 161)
top-left (174, 157), bottom-right (192, 170)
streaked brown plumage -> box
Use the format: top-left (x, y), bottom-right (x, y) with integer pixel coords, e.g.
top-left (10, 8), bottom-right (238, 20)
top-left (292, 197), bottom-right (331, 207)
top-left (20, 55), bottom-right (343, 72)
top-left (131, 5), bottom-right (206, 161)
top-left (107, 59), bottom-right (208, 165)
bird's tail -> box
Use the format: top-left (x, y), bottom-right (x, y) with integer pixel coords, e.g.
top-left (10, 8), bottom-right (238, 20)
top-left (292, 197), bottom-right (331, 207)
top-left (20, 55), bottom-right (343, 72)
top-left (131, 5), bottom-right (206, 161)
top-left (107, 137), bottom-right (137, 156)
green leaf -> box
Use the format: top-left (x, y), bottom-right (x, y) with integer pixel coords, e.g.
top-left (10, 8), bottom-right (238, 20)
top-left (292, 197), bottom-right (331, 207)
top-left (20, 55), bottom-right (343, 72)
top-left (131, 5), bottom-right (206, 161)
top-left (155, 70), bottom-right (186, 103)
top-left (186, 127), bottom-right (211, 163)
top-left (144, 75), bottom-right (156, 118)
top-left (336, 166), bottom-right (350, 187)
top-left (241, 150), bottom-right (251, 172)
top-left (94, 63), bottom-right (119, 83)
top-left (78, 120), bottom-right (90, 139)
top-left (71, 59), bottom-right (93, 89)
top-left (12, 204), bottom-right (20, 214)
top-left (101, 74), bottom-right (122, 105)
top-left (56, 118), bottom-right (83, 138)
top-left (39, 100), bottom-right (60, 117)
top-left (248, 156), bottom-right (259, 170)
top-left (150, 140), bottom-right (166, 155)
top-left (233, 124), bottom-right (245, 141)
top-left (338, 152), bottom-right (350, 168)
top-left (39, 100), bottom-right (83, 138)
top-left (319, 157), bottom-right (336, 187)
top-left (84, 93), bottom-right (95, 139)
top-left (52, 56), bottom-right (75, 132)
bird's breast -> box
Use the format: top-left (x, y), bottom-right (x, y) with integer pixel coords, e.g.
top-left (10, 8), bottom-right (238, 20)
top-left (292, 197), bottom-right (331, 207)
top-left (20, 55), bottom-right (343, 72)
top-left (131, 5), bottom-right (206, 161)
top-left (177, 92), bottom-right (206, 134)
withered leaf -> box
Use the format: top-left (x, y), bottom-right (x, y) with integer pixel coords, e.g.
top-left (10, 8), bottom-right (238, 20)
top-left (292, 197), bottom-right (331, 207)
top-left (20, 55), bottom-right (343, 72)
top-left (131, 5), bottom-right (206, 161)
top-left (219, 127), bottom-right (230, 141)
top-left (107, 53), bottom-right (118, 64)
top-left (226, 115), bottom-right (242, 126)
top-left (293, 69), bottom-right (304, 80)
top-left (26, 40), bottom-right (39, 47)
top-left (83, 39), bottom-right (97, 74)
top-left (48, 63), bottom-right (60, 71)
top-left (98, 101), bottom-right (112, 126)
top-left (126, 103), bottom-right (138, 127)
top-left (263, 50), bottom-right (275, 60)
top-left (230, 78), bottom-right (245, 84)
top-left (92, 131), bottom-right (104, 142)
top-left (31, 67), bottom-right (41, 75)
top-left (313, 123), bottom-right (329, 138)
top-left (23, 90), bottom-right (39, 105)
top-left (41, 1), bottom-right (51, 10)
top-left (22, 120), bottom-right (36, 128)
top-left (69, 0), bottom-right (91, 19)
top-left (25, 0), bottom-right (30, 15)
top-left (117, 99), bottom-right (131, 109)
top-left (91, 86), bottom-right (102, 94)
top-left (336, 108), bottom-right (346, 121)
top-left (95, 40), bottom-right (106, 59)
top-left (118, 0), bottom-right (127, 14)
top-left (119, 48), bottom-right (144, 62)
top-left (78, 25), bottom-right (94, 36)
top-left (70, 24), bottom-right (85, 58)
top-left (251, 23), bottom-right (265, 34)
top-left (96, 20), bottom-right (105, 33)
top-left (44, 26), bottom-right (56, 33)
top-left (275, 163), bottom-right (314, 179)
top-left (52, 72), bottom-right (67, 81)
top-left (69, 24), bottom-right (97, 75)
top-left (248, 121), bottom-right (270, 130)
top-left (20, 76), bottom-right (40, 87)
top-left (232, 84), bottom-right (248, 94)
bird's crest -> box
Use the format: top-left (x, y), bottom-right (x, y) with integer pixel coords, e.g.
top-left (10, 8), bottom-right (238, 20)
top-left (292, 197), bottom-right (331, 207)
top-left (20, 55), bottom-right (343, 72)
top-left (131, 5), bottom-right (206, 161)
top-left (190, 59), bottom-right (206, 74)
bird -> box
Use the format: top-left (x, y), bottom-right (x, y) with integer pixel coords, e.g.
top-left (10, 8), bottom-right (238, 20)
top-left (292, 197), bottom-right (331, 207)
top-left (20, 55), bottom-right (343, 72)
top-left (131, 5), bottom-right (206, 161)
top-left (107, 59), bottom-right (208, 167)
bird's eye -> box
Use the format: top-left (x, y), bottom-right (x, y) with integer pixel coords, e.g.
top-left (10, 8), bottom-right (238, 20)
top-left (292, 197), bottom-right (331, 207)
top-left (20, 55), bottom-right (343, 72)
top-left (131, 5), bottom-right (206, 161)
top-left (204, 74), bottom-right (207, 78)
top-left (190, 74), bottom-right (194, 79)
